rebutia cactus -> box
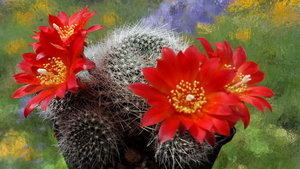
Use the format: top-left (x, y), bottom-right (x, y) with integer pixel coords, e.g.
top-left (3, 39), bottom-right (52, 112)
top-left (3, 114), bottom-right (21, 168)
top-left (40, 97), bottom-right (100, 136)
top-left (42, 23), bottom-right (220, 169)
top-left (45, 92), bottom-right (122, 169)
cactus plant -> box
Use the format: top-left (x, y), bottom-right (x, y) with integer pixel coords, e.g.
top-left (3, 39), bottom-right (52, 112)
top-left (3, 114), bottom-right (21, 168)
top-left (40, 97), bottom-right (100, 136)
top-left (43, 23), bottom-right (218, 168)
top-left (12, 6), bottom-right (275, 169)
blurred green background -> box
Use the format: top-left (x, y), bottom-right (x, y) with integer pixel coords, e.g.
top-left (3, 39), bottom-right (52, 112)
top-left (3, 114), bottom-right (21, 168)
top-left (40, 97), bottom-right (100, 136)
top-left (0, 0), bottom-right (299, 168)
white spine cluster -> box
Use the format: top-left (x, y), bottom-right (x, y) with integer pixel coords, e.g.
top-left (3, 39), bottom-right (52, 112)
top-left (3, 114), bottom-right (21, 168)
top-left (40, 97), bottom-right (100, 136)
top-left (154, 132), bottom-right (214, 169)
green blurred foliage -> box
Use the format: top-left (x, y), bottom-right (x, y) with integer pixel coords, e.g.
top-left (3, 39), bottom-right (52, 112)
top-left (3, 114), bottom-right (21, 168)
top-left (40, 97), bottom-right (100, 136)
top-left (0, 0), bottom-right (162, 168)
top-left (196, 0), bottom-right (300, 168)
top-left (1, 0), bottom-right (299, 168)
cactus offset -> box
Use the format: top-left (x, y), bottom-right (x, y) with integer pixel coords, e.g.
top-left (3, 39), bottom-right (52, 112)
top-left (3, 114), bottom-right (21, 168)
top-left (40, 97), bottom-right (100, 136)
top-left (153, 132), bottom-right (214, 169)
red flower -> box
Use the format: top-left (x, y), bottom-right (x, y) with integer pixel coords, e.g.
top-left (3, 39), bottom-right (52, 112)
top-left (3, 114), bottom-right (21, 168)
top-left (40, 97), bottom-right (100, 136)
top-left (197, 38), bottom-right (274, 127)
top-left (12, 30), bottom-right (95, 117)
top-left (31, 6), bottom-right (103, 47)
top-left (128, 46), bottom-right (246, 146)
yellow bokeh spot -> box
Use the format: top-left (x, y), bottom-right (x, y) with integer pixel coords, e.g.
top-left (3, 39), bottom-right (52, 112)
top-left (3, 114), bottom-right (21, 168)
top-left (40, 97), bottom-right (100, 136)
top-left (215, 15), bottom-right (227, 25)
top-left (227, 0), bottom-right (261, 13)
top-left (4, 38), bottom-right (27, 55)
top-left (230, 28), bottom-right (251, 42)
top-left (227, 0), bottom-right (300, 27)
top-left (29, 0), bottom-right (57, 15)
top-left (272, 0), bottom-right (300, 27)
top-left (0, 130), bottom-right (35, 161)
top-left (196, 22), bottom-right (215, 35)
top-left (4, 0), bottom-right (26, 10)
top-left (101, 12), bottom-right (121, 27)
top-left (14, 11), bottom-right (35, 25)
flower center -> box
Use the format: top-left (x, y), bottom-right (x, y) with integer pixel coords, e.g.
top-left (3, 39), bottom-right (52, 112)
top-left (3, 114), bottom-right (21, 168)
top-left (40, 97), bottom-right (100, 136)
top-left (226, 74), bottom-right (251, 93)
top-left (36, 57), bottom-right (67, 86)
top-left (168, 80), bottom-right (207, 114)
top-left (53, 23), bottom-right (78, 39)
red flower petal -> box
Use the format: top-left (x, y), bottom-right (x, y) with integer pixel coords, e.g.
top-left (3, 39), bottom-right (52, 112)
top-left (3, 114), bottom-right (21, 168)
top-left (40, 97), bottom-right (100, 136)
top-left (127, 83), bottom-right (166, 102)
top-left (22, 53), bottom-right (36, 63)
top-left (205, 69), bottom-right (236, 93)
top-left (241, 95), bottom-right (273, 112)
top-left (245, 86), bottom-right (274, 97)
top-left (178, 116), bottom-right (195, 129)
top-left (207, 92), bottom-right (240, 105)
top-left (18, 61), bottom-right (34, 73)
top-left (238, 61), bottom-right (259, 75)
top-left (204, 129), bottom-right (216, 147)
top-left (55, 82), bottom-right (67, 98)
top-left (189, 124), bottom-right (206, 144)
top-left (57, 11), bottom-right (69, 25)
top-left (13, 73), bottom-right (38, 84)
top-left (232, 46), bottom-right (247, 68)
top-left (223, 41), bottom-right (233, 63)
top-left (248, 70), bottom-right (264, 85)
top-left (156, 59), bottom-right (178, 86)
top-left (41, 92), bottom-right (56, 111)
top-left (215, 42), bottom-right (232, 65)
top-left (12, 84), bottom-right (45, 98)
top-left (197, 58), bottom-right (219, 86)
top-left (180, 46), bottom-right (201, 81)
top-left (161, 47), bottom-right (176, 63)
top-left (24, 90), bottom-right (55, 117)
top-left (234, 102), bottom-right (250, 128)
top-left (197, 38), bottom-right (215, 58)
top-left (71, 58), bottom-right (95, 73)
top-left (142, 67), bottom-right (172, 93)
top-left (66, 74), bottom-right (79, 93)
top-left (141, 106), bottom-right (173, 127)
top-left (158, 116), bottom-right (180, 144)
top-left (205, 103), bottom-right (236, 116)
top-left (194, 117), bottom-right (214, 132)
top-left (211, 118), bottom-right (230, 136)
top-left (86, 25), bottom-right (104, 33)
top-left (48, 14), bottom-right (64, 28)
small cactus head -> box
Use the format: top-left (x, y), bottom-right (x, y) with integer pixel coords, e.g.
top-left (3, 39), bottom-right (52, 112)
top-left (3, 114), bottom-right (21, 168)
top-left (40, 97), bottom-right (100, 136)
top-left (44, 90), bottom-right (123, 169)
top-left (154, 132), bottom-right (214, 169)
top-left (56, 106), bottom-right (122, 169)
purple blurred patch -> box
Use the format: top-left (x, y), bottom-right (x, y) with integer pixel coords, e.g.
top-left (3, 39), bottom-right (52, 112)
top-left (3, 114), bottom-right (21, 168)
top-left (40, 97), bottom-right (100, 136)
top-left (141, 0), bottom-right (233, 34)
top-left (17, 96), bottom-right (31, 119)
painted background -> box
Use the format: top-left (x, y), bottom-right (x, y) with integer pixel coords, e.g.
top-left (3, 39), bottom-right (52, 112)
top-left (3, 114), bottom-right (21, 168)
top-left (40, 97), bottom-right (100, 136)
top-left (0, 0), bottom-right (299, 168)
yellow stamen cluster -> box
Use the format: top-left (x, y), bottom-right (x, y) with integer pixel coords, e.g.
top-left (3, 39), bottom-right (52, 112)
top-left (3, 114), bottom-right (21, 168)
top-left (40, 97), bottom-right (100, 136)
top-left (168, 80), bottom-right (207, 114)
top-left (36, 57), bottom-right (67, 86)
top-left (53, 23), bottom-right (78, 39)
top-left (224, 64), bottom-right (236, 70)
top-left (226, 73), bottom-right (250, 93)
